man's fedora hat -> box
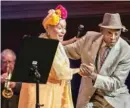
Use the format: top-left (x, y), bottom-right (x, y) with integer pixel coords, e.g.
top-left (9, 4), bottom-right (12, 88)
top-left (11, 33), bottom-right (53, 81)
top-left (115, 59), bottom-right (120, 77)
top-left (99, 13), bottom-right (128, 32)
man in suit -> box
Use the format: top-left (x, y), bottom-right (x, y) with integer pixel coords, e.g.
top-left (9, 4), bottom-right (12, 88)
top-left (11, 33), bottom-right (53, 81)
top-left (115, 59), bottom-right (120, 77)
top-left (1, 49), bottom-right (22, 108)
top-left (65, 13), bottom-right (130, 108)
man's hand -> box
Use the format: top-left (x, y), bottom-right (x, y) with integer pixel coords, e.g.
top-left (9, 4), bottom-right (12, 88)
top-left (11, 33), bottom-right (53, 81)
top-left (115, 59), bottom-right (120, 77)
top-left (80, 63), bottom-right (97, 81)
top-left (9, 82), bottom-right (16, 88)
top-left (1, 73), bottom-right (8, 83)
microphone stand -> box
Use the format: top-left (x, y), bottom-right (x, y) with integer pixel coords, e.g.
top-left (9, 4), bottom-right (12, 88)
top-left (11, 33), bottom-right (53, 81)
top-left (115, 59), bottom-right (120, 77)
top-left (31, 61), bottom-right (44, 108)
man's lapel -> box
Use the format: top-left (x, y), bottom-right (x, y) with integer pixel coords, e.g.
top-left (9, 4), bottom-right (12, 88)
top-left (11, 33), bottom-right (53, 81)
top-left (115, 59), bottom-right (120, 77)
top-left (100, 38), bottom-right (121, 75)
top-left (90, 35), bottom-right (103, 68)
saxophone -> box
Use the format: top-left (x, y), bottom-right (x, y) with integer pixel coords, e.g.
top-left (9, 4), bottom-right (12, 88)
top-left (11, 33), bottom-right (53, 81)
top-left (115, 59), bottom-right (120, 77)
top-left (2, 66), bottom-right (13, 98)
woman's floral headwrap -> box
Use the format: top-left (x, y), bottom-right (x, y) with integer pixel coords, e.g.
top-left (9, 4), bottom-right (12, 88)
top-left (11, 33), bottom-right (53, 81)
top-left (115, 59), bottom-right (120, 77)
top-left (42, 5), bottom-right (68, 30)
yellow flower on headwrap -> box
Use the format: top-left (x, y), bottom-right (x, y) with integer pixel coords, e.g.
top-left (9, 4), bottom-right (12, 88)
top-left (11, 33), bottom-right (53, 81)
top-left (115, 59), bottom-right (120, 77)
top-left (55, 9), bottom-right (61, 17)
top-left (42, 5), bottom-right (67, 30)
top-left (42, 9), bottom-right (61, 30)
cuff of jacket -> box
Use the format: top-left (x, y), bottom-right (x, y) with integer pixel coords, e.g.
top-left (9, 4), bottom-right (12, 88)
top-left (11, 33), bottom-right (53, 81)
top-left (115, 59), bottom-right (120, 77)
top-left (93, 74), bottom-right (104, 89)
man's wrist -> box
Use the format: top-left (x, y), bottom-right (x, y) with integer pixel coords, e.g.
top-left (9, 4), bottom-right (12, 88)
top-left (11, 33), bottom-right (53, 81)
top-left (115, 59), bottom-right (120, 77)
top-left (89, 73), bottom-right (97, 81)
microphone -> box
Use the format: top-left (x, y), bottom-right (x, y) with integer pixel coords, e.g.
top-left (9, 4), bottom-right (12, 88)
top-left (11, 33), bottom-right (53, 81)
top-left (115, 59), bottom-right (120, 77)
top-left (30, 61), bottom-right (41, 79)
top-left (76, 24), bottom-right (84, 38)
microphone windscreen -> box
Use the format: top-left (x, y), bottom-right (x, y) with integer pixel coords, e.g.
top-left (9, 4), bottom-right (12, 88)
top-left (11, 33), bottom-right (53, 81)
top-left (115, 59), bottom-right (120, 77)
top-left (78, 25), bottom-right (84, 30)
top-left (76, 24), bottom-right (84, 38)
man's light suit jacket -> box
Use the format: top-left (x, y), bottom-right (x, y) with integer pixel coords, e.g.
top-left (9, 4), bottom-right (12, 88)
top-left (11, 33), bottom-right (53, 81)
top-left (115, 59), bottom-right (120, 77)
top-left (65, 31), bottom-right (130, 108)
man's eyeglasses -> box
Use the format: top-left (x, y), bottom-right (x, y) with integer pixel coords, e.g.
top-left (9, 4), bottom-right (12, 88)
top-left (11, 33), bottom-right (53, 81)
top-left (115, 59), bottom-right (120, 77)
top-left (1, 60), bottom-right (15, 64)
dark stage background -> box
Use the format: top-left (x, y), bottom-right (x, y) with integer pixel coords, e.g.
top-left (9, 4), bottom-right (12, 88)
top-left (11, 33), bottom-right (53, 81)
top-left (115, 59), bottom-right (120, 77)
top-left (1, 1), bottom-right (130, 107)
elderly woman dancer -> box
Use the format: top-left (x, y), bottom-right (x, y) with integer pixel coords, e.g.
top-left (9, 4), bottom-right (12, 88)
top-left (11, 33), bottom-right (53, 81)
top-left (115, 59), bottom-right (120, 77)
top-left (18, 5), bottom-right (80, 108)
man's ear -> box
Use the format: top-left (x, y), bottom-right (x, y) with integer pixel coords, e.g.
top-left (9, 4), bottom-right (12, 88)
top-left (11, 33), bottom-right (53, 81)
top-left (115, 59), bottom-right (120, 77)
top-left (100, 27), bottom-right (106, 35)
top-left (100, 27), bottom-right (104, 33)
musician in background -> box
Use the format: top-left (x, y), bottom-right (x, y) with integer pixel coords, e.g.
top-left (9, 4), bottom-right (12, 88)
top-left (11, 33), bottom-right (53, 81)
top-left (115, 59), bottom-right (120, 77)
top-left (1, 49), bottom-right (21, 108)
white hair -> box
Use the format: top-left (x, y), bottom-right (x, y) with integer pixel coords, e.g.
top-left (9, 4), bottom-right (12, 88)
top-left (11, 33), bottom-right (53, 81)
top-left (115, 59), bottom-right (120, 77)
top-left (1, 49), bottom-right (16, 61)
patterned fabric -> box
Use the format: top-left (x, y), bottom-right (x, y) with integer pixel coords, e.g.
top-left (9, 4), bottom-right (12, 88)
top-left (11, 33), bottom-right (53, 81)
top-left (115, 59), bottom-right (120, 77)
top-left (100, 46), bottom-right (111, 68)
top-left (90, 43), bottom-right (113, 108)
